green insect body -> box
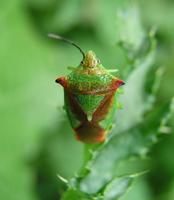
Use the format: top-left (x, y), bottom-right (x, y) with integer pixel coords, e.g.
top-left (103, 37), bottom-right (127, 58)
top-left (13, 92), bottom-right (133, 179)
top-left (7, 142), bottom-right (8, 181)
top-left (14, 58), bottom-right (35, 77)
top-left (49, 34), bottom-right (125, 143)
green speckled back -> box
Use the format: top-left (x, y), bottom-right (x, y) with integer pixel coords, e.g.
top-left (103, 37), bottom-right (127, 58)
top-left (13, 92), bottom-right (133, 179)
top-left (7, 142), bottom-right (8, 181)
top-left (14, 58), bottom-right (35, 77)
top-left (67, 69), bottom-right (114, 94)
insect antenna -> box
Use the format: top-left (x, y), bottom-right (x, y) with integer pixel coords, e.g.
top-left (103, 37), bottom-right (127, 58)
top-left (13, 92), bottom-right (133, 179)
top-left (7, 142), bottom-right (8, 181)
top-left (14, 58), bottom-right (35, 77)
top-left (48, 33), bottom-right (85, 60)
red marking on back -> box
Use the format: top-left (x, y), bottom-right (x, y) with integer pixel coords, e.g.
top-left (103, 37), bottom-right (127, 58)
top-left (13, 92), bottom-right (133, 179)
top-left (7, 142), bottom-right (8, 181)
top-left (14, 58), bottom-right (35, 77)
top-left (75, 122), bottom-right (106, 143)
top-left (65, 91), bottom-right (87, 122)
top-left (92, 92), bottom-right (115, 122)
top-left (65, 90), bottom-right (117, 143)
top-left (65, 91), bottom-right (107, 143)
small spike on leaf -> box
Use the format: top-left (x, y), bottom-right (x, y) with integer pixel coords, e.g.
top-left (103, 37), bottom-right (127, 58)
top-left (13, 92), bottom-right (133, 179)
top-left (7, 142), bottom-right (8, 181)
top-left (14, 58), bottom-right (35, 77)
top-left (57, 174), bottom-right (68, 184)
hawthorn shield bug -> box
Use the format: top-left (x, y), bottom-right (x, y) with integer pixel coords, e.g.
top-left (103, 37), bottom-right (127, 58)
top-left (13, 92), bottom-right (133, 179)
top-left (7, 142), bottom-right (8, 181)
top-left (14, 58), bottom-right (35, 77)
top-left (49, 34), bottom-right (125, 143)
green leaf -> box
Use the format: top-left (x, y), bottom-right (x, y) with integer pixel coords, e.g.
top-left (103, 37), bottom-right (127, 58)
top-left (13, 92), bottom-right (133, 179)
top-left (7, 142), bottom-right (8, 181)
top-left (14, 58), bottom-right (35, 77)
top-left (102, 171), bottom-right (147, 200)
top-left (116, 46), bottom-right (156, 132)
top-left (102, 175), bottom-right (133, 200)
top-left (116, 4), bottom-right (146, 61)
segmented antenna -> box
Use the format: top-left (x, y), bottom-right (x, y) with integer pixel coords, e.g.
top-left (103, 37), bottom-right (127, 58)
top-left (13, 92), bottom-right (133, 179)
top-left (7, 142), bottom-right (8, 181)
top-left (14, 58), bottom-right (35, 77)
top-left (48, 33), bottom-right (85, 60)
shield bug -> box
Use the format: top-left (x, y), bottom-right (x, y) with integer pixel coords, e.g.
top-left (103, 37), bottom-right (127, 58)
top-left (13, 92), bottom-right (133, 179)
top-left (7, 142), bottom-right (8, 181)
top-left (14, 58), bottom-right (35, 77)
top-left (49, 33), bottom-right (125, 143)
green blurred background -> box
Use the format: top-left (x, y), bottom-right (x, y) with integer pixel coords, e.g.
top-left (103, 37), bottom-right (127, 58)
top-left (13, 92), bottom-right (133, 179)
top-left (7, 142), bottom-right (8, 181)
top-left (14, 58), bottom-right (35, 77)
top-left (0, 0), bottom-right (174, 199)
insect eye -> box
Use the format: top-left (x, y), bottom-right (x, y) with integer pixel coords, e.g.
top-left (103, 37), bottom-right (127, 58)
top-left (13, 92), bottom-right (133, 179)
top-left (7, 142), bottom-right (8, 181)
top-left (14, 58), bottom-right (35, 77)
top-left (80, 60), bottom-right (84, 65)
top-left (97, 59), bottom-right (101, 64)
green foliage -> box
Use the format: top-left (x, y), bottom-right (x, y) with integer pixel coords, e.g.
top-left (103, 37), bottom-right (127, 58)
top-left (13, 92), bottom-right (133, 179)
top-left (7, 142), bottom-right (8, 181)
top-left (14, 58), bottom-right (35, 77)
top-left (0, 0), bottom-right (174, 200)
top-left (60, 3), bottom-right (174, 200)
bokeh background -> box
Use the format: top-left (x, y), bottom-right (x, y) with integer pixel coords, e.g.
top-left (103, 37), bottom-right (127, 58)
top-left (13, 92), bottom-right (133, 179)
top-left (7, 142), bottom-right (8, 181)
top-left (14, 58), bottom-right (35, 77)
top-left (0, 0), bottom-right (174, 200)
